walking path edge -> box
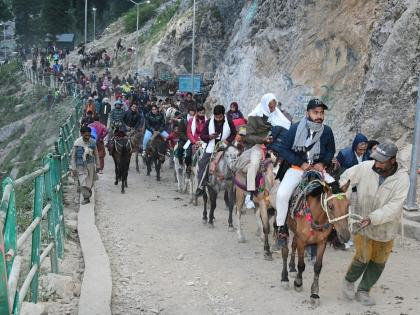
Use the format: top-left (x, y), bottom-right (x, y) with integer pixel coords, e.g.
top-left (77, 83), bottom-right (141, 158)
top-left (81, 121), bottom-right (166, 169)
top-left (77, 189), bottom-right (112, 315)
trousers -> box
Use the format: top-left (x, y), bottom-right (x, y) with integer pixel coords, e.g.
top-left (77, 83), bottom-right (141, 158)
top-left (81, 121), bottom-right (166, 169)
top-left (143, 129), bottom-right (169, 149)
top-left (345, 233), bottom-right (393, 292)
top-left (197, 152), bottom-right (212, 188)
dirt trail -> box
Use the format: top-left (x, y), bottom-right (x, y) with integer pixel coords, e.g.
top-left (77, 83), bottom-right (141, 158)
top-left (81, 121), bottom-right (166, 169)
top-left (95, 156), bottom-right (420, 315)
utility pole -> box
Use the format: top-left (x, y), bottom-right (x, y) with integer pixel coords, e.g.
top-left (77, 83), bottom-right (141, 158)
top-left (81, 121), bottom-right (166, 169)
top-left (92, 7), bottom-right (97, 41)
top-left (405, 75), bottom-right (420, 211)
top-left (191, 0), bottom-right (196, 94)
top-left (84, 0), bottom-right (88, 44)
top-left (129, 0), bottom-right (151, 74)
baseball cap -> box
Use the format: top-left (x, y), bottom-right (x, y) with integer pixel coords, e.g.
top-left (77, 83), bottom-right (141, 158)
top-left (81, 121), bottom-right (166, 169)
top-left (370, 142), bottom-right (398, 162)
top-left (307, 99), bottom-right (328, 111)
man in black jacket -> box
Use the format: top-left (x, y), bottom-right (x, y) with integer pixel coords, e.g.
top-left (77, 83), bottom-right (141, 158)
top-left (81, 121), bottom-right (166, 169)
top-left (273, 99), bottom-right (336, 245)
top-left (123, 103), bottom-right (144, 130)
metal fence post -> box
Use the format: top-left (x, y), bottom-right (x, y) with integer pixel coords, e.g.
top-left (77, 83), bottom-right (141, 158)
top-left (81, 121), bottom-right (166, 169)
top-left (0, 179), bottom-right (11, 314)
top-left (405, 76), bottom-right (420, 211)
top-left (53, 156), bottom-right (65, 254)
top-left (30, 175), bottom-right (43, 303)
top-left (3, 178), bottom-right (16, 277)
top-left (44, 158), bottom-right (59, 273)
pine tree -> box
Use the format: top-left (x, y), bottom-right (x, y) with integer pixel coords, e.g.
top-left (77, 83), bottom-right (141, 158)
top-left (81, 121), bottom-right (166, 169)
top-left (41, 0), bottom-right (72, 36)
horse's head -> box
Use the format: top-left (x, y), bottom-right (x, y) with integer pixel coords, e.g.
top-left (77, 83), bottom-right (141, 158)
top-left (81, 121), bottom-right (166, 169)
top-left (224, 145), bottom-right (239, 169)
top-left (322, 182), bottom-right (351, 243)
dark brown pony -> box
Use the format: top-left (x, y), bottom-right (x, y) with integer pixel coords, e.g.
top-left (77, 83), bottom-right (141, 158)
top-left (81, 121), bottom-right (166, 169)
top-left (145, 132), bottom-right (166, 181)
top-left (272, 173), bottom-right (350, 306)
top-left (111, 135), bottom-right (132, 194)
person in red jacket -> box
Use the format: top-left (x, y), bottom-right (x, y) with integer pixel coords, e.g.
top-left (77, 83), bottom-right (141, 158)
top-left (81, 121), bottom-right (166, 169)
top-left (185, 106), bottom-right (206, 167)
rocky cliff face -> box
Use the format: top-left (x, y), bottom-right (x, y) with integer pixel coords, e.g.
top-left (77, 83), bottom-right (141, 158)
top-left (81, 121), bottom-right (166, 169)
top-left (82, 0), bottom-right (419, 149)
top-left (206, 0), bottom-right (420, 148)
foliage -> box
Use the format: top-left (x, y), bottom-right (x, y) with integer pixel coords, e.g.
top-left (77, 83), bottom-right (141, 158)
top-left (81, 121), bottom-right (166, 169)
top-left (41, 0), bottom-right (72, 36)
top-left (123, 0), bottom-right (170, 33)
top-left (139, 0), bottom-right (180, 45)
top-left (0, 0), bottom-right (12, 21)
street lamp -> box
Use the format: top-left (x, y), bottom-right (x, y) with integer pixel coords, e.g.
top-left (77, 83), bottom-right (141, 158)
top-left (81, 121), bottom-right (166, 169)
top-left (128, 0), bottom-right (151, 73)
top-left (92, 7), bottom-right (97, 41)
top-left (84, 0), bottom-right (88, 44)
top-left (191, 0), bottom-right (196, 94)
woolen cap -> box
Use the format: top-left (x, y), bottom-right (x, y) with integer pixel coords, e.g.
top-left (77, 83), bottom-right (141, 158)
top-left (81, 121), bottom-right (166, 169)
top-left (370, 142), bottom-right (398, 162)
top-left (307, 98), bottom-right (328, 111)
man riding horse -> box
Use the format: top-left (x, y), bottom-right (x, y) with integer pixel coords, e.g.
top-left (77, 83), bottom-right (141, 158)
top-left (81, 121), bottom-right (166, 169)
top-left (273, 99), bottom-right (336, 247)
top-left (234, 93), bottom-right (291, 209)
top-left (195, 105), bottom-right (237, 197)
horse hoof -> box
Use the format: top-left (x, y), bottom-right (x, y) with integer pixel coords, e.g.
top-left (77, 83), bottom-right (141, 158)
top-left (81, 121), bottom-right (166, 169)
top-left (281, 281), bottom-right (289, 289)
top-left (208, 222), bottom-right (214, 228)
top-left (121, 191), bottom-right (125, 194)
top-left (237, 236), bottom-right (246, 243)
top-left (114, 181), bottom-right (118, 185)
top-left (289, 271), bottom-right (297, 278)
top-left (310, 294), bottom-right (320, 307)
top-left (294, 281), bottom-right (303, 292)
top-left (228, 226), bottom-right (234, 232)
top-left (264, 252), bottom-right (273, 261)
top-left (202, 219), bottom-right (208, 225)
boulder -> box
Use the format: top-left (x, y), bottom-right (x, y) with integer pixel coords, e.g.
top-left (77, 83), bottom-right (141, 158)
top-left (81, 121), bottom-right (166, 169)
top-left (20, 302), bottom-right (47, 315)
top-left (44, 273), bottom-right (75, 300)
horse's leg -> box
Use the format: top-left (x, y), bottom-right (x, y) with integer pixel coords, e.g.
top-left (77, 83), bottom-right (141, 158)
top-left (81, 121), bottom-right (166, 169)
top-left (227, 184), bottom-right (235, 231)
top-left (281, 234), bottom-right (290, 288)
top-left (202, 189), bottom-right (208, 224)
top-left (310, 241), bottom-right (327, 307)
top-left (260, 202), bottom-right (272, 261)
top-left (208, 188), bottom-right (217, 228)
top-left (156, 160), bottom-right (161, 181)
top-left (114, 157), bottom-right (119, 185)
top-left (146, 158), bottom-right (151, 176)
top-left (255, 204), bottom-right (263, 239)
top-left (294, 239), bottom-right (306, 292)
top-left (289, 235), bottom-right (298, 274)
top-left (135, 152), bottom-right (139, 173)
top-left (121, 161), bottom-right (125, 194)
top-left (236, 189), bottom-right (245, 243)
top-left (224, 189), bottom-right (229, 211)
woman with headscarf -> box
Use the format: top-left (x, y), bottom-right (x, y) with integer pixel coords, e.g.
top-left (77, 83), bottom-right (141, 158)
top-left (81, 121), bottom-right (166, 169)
top-left (227, 102), bottom-right (247, 129)
top-left (240, 93), bottom-right (291, 208)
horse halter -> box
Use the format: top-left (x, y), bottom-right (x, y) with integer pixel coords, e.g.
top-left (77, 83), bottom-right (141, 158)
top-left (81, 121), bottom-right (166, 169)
top-left (320, 192), bottom-right (349, 224)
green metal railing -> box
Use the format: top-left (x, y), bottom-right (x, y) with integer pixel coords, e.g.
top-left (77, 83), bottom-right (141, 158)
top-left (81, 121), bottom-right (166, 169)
top-left (0, 98), bottom-right (84, 315)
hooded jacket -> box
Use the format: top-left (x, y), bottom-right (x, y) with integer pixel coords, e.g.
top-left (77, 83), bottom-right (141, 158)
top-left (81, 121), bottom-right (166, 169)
top-left (336, 133), bottom-right (369, 171)
top-left (339, 160), bottom-right (409, 242)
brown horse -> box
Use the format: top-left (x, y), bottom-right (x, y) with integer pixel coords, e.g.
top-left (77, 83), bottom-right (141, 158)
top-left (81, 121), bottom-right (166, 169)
top-left (234, 156), bottom-right (277, 261)
top-left (126, 128), bottom-right (143, 172)
top-left (271, 172), bottom-right (350, 306)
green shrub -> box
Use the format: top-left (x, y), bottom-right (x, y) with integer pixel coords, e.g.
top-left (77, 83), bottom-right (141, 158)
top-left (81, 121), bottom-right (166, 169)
top-left (123, 0), bottom-right (167, 33)
top-left (139, 0), bottom-right (180, 45)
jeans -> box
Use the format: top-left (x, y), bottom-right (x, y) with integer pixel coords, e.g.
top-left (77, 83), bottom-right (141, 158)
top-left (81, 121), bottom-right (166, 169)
top-left (143, 129), bottom-right (168, 149)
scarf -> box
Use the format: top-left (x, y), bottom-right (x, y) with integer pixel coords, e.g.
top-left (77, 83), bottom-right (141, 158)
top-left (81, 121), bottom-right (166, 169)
top-left (74, 137), bottom-right (94, 161)
top-left (292, 117), bottom-right (324, 162)
top-left (248, 93), bottom-right (291, 130)
top-left (205, 116), bottom-right (231, 154)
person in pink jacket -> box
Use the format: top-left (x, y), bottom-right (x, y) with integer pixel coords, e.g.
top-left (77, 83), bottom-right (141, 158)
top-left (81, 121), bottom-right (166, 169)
top-left (185, 106), bottom-right (206, 166)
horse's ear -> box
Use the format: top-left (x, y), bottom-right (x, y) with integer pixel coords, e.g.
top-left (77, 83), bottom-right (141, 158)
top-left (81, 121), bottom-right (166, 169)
top-left (340, 180), bottom-right (350, 193)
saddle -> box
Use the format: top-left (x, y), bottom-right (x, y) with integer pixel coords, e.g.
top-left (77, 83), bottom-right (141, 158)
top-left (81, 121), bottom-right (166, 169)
top-left (289, 171), bottom-right (326, 224)
top-left (233, 158), bottom-right (273, 195)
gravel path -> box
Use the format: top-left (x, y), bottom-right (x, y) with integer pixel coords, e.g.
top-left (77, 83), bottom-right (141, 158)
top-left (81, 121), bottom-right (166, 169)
top-left (95, 156), bottom-right (420, 315)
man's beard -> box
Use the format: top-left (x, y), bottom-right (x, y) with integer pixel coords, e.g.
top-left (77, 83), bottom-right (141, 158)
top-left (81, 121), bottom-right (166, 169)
top-left (307, 116), bottom-right (323, 124)
top-left (372, 165), bottom-right (386, 175)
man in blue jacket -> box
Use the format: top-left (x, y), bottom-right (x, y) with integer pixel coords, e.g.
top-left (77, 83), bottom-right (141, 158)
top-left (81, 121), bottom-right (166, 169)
top-left (274, 99), bottom-right (336, 245)
top-left (335, 133), bottom-right (369, 172)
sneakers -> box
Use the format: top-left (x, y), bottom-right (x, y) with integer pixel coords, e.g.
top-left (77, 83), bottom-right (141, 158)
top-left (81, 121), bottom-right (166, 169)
top-left (245, 193), bottom-right (255, 209)
top-left (355, 291), bottom-right (376, 306)
top-left (195, 188), bottom-right (204, 197)
top-left (276, 225), bottom-right (289, 248)
top-left (342, 279), bottom-right (355, 300)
